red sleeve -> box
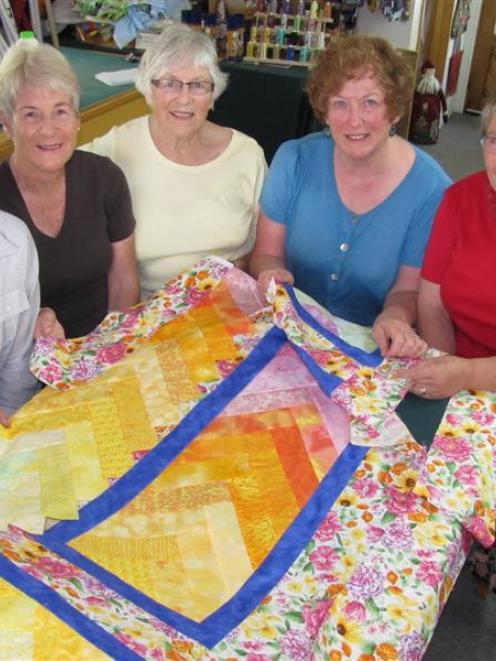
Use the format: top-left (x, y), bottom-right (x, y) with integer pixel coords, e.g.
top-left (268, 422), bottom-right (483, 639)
top-left (421, 189), bottom-right (455, 284)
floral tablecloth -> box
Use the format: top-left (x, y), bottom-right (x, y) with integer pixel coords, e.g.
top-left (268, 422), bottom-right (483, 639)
top-left (0, 258), bottom-right (494, 660)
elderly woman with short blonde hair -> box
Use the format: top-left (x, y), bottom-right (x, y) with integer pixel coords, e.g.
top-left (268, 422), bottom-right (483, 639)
top-left (0, 41), bottom-right (139, 338)
top-left (87, 23), bottom-right (267, 298)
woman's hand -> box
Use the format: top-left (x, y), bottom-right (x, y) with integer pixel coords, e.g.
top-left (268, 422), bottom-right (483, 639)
top-left (396, 355), bottom-right (473, 399)
top-left (256, 268), bottom-right (294, 301)
top-left (0, 409), bottom-right (10, 427)
top-left (34, 308), bottom-right (65, 340)
top-left (249, 213), bottom-right (293, 301)
top-left (373, 314), bottom-right (427, 358)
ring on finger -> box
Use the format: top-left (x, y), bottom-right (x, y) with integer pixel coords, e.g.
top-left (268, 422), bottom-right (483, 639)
top-left (419, 387), bottom-right (427, 397)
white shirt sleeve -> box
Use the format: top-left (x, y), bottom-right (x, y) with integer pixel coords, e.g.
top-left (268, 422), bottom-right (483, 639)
top-left (0, 217), bottom-right (41, 414)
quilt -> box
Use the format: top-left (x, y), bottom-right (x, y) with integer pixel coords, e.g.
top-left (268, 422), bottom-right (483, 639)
top-left (0, 258), bottom-right (494, 661)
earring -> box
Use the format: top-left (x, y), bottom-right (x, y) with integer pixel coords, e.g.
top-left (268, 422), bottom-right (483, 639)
top-left (324, 124), bottom-right (331, 136)
top-left (389, 124), bottom-right (397, 137)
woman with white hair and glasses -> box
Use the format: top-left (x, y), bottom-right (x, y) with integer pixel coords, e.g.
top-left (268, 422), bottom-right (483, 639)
top-left (399, 98), bottom-right (496, 398)
top-left (0, 41), bottom-right (140, 339)
top-left (86, 23), bottom-right (266, 298)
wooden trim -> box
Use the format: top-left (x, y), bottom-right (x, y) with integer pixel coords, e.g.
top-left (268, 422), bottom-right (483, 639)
top-left (77, 90), bottom-right (149, 145)
top-left (396, 48), bottom-right (419, 139)
top-left (79, 89), bottom-right (146, 122)
top-left (424, 0), bottom-right (455, 82)
top-left (0, 89), bottom-right (149, 162)
top-left (465, 0), bottom-right (496, 111)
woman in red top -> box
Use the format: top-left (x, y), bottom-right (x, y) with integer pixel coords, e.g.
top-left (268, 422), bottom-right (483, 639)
top-left (403, 99), bottom-right (496, 399)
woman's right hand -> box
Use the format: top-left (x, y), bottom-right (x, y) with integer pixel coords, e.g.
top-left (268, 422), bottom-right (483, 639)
top-left (257, 268), bottom-right (294, 301)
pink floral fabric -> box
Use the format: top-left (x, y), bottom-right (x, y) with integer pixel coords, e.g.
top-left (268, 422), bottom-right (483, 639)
top-left (414, 390), bottom-right (496, 548)
top-left (271, 284), bottom-right (416, 442)
top-left (30, 257), bottom-right (233, 390)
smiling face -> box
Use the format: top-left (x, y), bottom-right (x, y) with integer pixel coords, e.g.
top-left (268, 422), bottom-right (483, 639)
top-left (149, 63), bottom-right (214, 141)
top-left (325, 74), bottom-right (397, 163)
top-left (3, 83), bottom-right (79, 175)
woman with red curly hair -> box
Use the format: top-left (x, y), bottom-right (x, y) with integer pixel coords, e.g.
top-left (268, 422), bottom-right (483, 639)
top-left (250, 36), bottom-right (450, 358)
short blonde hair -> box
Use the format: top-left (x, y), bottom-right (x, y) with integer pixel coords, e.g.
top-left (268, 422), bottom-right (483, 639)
top-left (0, 41), bottom-right (80, 119)
top-left (135, 23), bottom-right (228, 106)
top-left (307, 35), bottom-right (413, 124)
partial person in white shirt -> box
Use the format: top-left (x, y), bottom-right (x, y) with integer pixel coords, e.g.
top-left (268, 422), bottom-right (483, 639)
top-left (0, 210), bottom-right (41, 425)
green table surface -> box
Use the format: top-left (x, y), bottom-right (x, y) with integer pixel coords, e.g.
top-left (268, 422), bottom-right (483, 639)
top-left (61, 47), bottom-right (139, 108)
top-left (397, 394), bottom-right (449, 448)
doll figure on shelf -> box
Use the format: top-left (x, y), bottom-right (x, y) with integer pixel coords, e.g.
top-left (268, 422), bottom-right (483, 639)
top-left (409, 59), bottom-right (448, 144)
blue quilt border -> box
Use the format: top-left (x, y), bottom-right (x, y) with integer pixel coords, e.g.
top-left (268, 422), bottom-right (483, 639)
top-left (36, 442), bottom-right (366, 648)
top-left (284, 285), bottom-right (383, 367)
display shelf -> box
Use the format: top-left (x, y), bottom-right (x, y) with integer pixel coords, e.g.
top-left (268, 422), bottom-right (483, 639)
top-left (253, 11), bottom-right (334, 23)
top-left (246, 4), bottom-right (338, 67)
top-left (243, 56), bottom-right (310, 66)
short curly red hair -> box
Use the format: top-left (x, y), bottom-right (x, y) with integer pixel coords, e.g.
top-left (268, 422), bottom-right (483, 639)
top-left (307, 36), bottom-right (414, 124)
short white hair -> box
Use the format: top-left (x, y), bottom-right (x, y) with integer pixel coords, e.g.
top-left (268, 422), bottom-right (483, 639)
top-left (481, 97), bottom-right (496, 136)
top-left (0, 41), bottom-right (80, 119)
top-left (135, 23), bottom-right (228, 106)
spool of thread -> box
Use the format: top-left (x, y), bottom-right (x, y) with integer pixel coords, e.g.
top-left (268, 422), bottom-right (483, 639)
top-left (19, 30), bottom-right (36, 40)
top-left (299, 45), bottom-right (309, 62)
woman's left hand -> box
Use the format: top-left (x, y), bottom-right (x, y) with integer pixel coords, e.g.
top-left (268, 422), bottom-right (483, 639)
top-left (34, 308), bottom-right (65, 340)
top-left (396, 355), bottom-right (473, 399)
top-left (372, 315), bottom-right (427, 358)
top-left (0, 408), bottom-right (10, 427)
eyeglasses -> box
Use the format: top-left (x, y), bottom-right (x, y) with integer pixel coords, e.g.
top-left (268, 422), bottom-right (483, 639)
top-left (481, 135), bottom-right (496, 151)
top-left (151, 78), bottom-right (214, 96)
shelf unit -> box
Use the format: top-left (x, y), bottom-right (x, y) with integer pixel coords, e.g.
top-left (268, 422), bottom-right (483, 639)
top-left (243, 6), bottom-right (339, 66)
